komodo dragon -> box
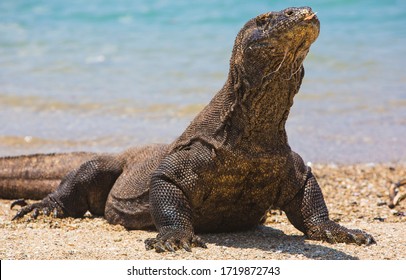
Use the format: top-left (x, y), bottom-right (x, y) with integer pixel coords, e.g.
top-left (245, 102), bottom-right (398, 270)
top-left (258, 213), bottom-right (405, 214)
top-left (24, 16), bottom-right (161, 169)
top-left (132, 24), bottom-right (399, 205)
top-left (0, 7), bottom-right (375, 252)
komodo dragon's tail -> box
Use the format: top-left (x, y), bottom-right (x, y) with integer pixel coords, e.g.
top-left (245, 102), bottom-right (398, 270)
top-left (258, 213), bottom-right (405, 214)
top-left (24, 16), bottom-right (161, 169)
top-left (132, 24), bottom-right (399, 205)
top-left (0, 152), bottom-right (97, 199)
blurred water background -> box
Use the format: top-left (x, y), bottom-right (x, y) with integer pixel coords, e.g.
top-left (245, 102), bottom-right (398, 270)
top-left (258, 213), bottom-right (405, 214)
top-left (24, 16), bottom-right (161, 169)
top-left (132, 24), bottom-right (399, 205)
top-left (0, 0), bottom-right (405, 163)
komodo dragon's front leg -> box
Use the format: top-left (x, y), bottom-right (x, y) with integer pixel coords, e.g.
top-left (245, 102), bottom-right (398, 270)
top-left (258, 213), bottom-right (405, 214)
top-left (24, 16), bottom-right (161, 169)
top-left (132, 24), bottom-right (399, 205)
top-left (145, 180), bottom-right (206, 252)
top-left (283, 169), bottom-right (376, 245)
top-left (145, 142), bottom-right (210, 252)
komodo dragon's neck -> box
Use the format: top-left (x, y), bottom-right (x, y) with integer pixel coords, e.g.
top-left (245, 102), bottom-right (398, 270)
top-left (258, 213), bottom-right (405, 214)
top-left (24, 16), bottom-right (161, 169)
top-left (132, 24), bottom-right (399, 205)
top-left (173, 67), bottom-right (303, 152)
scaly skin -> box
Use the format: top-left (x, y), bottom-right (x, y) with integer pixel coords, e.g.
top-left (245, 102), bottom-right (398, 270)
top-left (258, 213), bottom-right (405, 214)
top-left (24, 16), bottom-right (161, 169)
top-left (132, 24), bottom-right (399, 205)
top-left (0, 152), bottom-right (96, 199)
top-left (2, 7), bottom-right (375, 252)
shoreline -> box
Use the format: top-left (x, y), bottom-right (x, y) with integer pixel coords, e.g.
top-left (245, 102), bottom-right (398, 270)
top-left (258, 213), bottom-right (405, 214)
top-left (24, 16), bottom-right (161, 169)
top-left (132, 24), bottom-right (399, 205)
top-left (1, 145), bottom-right (405, 166)
top-left (1, 162), bottom-right (405, 260)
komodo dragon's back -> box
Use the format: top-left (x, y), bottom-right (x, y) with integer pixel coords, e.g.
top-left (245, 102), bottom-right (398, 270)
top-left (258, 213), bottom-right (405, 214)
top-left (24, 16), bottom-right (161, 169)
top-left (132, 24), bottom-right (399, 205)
top-left (1, 7), bottom-right (375, 252)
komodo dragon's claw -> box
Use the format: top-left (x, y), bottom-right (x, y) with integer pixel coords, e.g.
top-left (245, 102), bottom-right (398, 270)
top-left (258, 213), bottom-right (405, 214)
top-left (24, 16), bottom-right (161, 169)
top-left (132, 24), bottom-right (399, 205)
top-left (307, 220), bottom-right (376, 245)
top-left (10, 197), bottom-right (65, 221)
top-left (144, 230), bottom-right (207, 253)
top-left (10, 199), bottom-right (28, 209)
top-left (11, 203), bottom-right (39, 221)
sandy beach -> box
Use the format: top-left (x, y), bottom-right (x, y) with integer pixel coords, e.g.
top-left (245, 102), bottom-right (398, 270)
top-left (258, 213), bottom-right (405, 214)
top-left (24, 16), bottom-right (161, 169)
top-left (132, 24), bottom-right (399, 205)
top-left (1, 162), bottom-right (405, 260)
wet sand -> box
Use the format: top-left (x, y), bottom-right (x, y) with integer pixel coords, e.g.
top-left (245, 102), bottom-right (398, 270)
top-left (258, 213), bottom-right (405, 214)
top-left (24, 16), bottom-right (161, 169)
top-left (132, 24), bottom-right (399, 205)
top-left (0, 163), bottom-right (405, 260)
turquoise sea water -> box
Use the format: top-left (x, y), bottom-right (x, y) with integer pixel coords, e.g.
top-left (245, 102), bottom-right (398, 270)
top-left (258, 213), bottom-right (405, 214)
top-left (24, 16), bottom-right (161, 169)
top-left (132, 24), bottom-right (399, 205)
top-left (0, 0), bottom-right (405, 163)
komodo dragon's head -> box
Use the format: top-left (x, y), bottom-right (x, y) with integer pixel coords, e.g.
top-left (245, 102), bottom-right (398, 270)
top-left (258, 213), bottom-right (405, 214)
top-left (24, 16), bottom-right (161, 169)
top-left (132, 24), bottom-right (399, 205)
top-left (229, 6), bottom-right (320, 91)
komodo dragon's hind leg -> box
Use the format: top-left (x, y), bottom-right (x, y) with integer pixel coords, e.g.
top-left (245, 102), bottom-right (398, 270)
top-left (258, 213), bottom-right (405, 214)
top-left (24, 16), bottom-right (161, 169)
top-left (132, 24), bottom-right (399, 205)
top-left (11, 155), bottom-right (123, 220)
top-left (282, 168), bottom-right (376, 245)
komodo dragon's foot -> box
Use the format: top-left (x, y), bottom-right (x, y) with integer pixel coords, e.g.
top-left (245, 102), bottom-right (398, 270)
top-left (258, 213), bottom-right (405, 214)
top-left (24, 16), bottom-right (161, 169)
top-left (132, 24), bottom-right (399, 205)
top-left (306, 220), bottom-right (376, 245)
top-left (10, 197), bottom-right (65, 220)
top-left (145, 229), bottom-right (207, 253)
